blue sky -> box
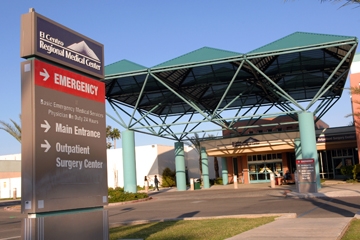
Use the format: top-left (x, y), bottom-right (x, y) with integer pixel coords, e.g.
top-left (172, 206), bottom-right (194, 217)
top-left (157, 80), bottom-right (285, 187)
top-left (0, 0), bottom-right (359, 155)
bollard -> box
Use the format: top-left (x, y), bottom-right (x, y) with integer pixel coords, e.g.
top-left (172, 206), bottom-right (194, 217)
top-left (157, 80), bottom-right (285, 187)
top-left (234, 175), bottom-right (238, 189)
top-left (270, 173), bottom-right (275, 188)
top-left (144, 176), bottom-right (149, 192)
top-left (190, 178), bottom-right (194, 190)
top-left (13, 188), bottom-right (17, 199)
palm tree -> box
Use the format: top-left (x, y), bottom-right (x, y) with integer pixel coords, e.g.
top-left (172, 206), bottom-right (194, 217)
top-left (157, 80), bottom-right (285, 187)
top-left (346, 87), bottom-right (360, 118)
top-left (321, 0), bottom-right (360, 7)
top-left (0, 115), bottom-right (21, 143)
top-left (106, 125), bottom-right (121, 149)
top-left (287, 0), bottom-right (360, 7)
top-left (109, 128), bottom-right (121, 148)
top-left (106, 126), bottom-right (113, 149)
top-left (207, 134), bottom-right (220, 178)
top-left (186, 133), bottom-right (206, 174)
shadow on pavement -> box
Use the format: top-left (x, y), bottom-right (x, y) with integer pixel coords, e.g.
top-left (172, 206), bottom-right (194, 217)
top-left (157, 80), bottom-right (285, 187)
top-left (300, 197), bottom-right (360, 218)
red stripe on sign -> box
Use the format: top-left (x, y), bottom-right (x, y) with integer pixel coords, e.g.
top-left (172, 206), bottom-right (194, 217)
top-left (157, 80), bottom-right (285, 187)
top-left (34, 59), bottom-right (105, 103)
top-left (296, 159), bottom-right (314, 164)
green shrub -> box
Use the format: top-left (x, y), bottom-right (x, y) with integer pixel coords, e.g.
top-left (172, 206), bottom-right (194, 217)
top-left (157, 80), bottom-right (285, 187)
top-left (108, 187), bottom-right (148, 203)
top-left (162, 167), bottom-right (176, 187)
top-left (215, 178), bottom-right (223, 185)
top-left (353, 164), bottom-right (360, 180)
top-left (341, 164), bottom-right (360, 180)
top-left (341, 166), bottom-right (353, 180)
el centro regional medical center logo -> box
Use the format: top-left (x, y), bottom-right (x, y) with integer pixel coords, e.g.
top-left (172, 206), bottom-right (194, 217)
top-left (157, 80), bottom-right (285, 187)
top-left (39, 30), bottom-right (102, 71)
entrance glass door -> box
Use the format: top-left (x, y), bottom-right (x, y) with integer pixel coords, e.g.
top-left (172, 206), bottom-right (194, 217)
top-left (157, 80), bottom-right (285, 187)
top-left (249, 162), bottom-right (282, 183)
top-left (258, 163), bottom-right (271, 181)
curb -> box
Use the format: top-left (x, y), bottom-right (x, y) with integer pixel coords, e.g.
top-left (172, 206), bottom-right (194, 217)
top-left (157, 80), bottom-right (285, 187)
top-left (286, 193), bottom-right (327, 199)
top-left (107, 197), bottom-right (153, 207)
top-left (2, 198), bottom-right (154, 211)
top-left (285, 192), bottom-right (360, 199)
top-left (109, 213), bottom-right (297, 228)
top-left (338, 218), bottom-right (354, 240)
top-left (0, 200), bottom-right (21, 207)
top-left (283, 188), bottom-right (360, 199)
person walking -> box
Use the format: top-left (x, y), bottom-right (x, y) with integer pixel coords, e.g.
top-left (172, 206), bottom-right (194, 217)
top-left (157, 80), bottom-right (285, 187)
top-left (154, 175), bottom-right (160, 191)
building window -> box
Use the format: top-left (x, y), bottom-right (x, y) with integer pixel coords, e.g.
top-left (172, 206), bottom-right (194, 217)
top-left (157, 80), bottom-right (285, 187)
top-left (267, 129), bottom-right (272, 133)
top-left (332, 148), bottom-right (353, 157)
top-left (247, 153), bottom-right (282, 162)
top-left (258, 130), bottom-right (263, 133)
top-left (277, 128), bottom-right (282, 132)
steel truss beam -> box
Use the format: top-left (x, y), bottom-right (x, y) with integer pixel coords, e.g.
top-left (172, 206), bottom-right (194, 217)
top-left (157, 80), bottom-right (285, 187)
top-left (104, 39), bottom-right (358, 142)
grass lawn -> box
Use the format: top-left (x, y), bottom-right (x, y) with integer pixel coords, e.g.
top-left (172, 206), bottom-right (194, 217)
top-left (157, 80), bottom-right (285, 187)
top-left (109, 217), bottom-right (276, 240)
top-left (342, 219), bottom-right (360, 240)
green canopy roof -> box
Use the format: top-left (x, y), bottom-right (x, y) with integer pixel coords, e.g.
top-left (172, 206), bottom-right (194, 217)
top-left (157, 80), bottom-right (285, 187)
top-left (105, 32), bottom-right (357, 75)
top-left (152, 47), bottom-right (242, 69)
top-left (105, 59), bottom-right (147, 75)
top-left (248, 32), bottom-right (356, 55)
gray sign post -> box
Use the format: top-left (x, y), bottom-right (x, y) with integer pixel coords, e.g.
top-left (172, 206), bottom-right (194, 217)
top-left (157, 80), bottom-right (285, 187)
top-left (296, 158), bottom-right (317, 193)
top-left (20, 9), bottom-right (108, 239)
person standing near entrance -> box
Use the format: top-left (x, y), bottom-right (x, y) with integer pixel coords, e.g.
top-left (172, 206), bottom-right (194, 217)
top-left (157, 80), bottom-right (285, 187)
top-left (154, 175), bottom-right (160, 191)
top-left (282, 170), bottom-right (292, 184)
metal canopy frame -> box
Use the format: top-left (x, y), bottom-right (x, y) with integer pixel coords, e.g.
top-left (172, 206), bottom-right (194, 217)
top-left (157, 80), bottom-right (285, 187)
top-left (104, 34), bottom-right (358, 142)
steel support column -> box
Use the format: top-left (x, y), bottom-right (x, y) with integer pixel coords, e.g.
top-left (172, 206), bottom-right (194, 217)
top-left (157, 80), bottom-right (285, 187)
top-left (221, 157), bottom-right (228, 185)
top-left (122, 130), bottom-right (137, 193)
top-left (201, 147), bottom-right (210, 189)
top-left (174, 142), bottom-right (186, 191)
top-left (294, 138), bottom-right (302, 160)
top-left (298, 112), bottom-right (321, 189)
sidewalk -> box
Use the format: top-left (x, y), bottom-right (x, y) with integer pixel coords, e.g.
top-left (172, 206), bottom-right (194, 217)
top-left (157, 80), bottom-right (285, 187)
top-left (153, 181), bottom-right (360, 240)
top-left (286, 180), bottom-right (360, 198)
top-left (226, 217), bottom-right (354, 240)
top-left (225, 181), bottom-right (360, 240)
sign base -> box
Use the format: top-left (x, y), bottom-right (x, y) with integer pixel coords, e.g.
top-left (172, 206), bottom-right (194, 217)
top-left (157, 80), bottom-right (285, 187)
top-left (22, 208), bottom-right (108, 240)
top-left (297, 182), bottom-right (318, 193)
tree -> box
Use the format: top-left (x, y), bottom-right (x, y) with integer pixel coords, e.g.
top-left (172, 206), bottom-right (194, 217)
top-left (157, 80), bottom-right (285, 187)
top-left (207, 134), bottom-right (220, 179)
top-left (0, 115), bottom-right (21, 143)
top-left (346, 87), bottom-right (360, 121)
top-left (186, 133), bottom-right (221, 176)
top-left (321, 0), bottom-right (360, 7)
top-left (109, 128), bottom-right (121, 148)
top-left (286, 0), bottom-right (360, 7)
top-left (186, 133), bottom-right (206, 175)
top-left (161, 167), bottom-right (176, 187)
top-left (106, 125), bottom-right (121, 149)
